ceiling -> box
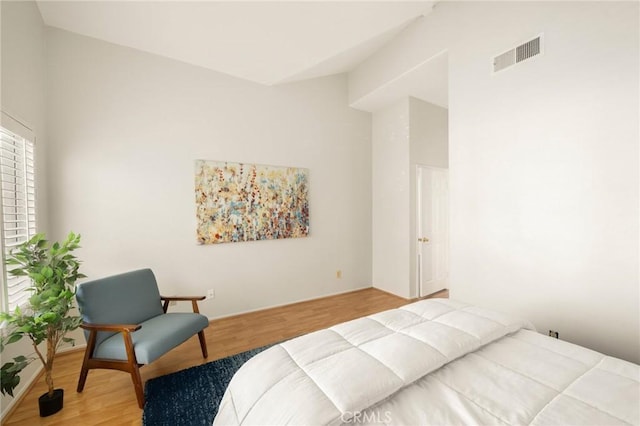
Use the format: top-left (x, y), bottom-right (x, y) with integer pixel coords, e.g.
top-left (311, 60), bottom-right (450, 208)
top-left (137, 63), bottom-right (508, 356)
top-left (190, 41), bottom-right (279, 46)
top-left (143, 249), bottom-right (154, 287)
top-left (37, 1), bottom-right (436, 86)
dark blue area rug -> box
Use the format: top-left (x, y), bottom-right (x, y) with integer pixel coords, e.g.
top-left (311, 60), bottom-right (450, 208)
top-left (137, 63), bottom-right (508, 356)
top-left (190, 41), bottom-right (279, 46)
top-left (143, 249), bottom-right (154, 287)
top-left (142, 344), bottom-right (274, 426)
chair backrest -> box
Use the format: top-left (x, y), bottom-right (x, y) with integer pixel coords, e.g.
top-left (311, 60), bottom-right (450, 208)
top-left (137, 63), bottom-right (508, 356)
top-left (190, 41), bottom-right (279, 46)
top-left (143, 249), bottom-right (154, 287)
top-left (76, 268), bottom-right (165, 347)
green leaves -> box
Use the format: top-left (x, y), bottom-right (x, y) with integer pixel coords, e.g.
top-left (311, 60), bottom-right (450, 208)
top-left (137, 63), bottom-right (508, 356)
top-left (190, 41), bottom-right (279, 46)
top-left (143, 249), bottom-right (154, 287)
top-left (6, 334), bottom-right (23, 345)
top-left (41, 266), bottom-right (54, 279)
top-left (61, 336), bottom-right (75, 346)
top-left (0, 231), bottom-right (86, 397)
top-left (0, 356), bottom-right (31, 397)
top-left (0, 332), bottom-right (23, 353)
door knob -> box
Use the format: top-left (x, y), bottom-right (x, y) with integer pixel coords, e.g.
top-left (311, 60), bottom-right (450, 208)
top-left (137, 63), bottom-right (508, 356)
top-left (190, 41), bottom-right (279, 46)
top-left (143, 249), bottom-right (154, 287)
top-left (418, 237), bottom-right (430, 242)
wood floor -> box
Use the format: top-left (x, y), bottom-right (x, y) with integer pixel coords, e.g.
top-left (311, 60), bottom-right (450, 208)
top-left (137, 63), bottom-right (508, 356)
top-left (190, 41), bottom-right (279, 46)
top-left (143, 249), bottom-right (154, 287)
top-left (3, 287), bottom-right (448, 426)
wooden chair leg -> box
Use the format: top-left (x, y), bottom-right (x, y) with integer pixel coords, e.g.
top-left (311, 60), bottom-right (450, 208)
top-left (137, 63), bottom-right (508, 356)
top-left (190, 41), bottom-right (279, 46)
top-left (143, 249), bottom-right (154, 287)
top-left (77, 330), bottom-right (97, 393)
top-left (77, 365), bottom-right (89, 393)
top-left (198, 330), bottom-right (208, 358)
top-left (130, 363), bottom-right (145, 409)
top-left (122, 330), bottom-right (145, 408)
top-left (190, 301), bottom-right (208, 358)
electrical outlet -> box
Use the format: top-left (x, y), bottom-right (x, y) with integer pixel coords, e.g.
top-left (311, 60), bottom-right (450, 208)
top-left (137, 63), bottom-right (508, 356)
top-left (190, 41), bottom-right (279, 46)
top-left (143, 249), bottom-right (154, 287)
top-left (207, 289), bottom-right (215, 300)
top-left (169, 300), bottom-right (177, 306)
top-left (336, 270), bottom-right (342, 279)
top-left (548, 330), bottom-right (559, 339)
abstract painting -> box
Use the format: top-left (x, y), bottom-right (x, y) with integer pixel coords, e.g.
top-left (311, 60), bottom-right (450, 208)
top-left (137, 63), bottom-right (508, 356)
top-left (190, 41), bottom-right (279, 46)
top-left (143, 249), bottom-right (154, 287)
top-left (195, 160), bottom-right (309, 244)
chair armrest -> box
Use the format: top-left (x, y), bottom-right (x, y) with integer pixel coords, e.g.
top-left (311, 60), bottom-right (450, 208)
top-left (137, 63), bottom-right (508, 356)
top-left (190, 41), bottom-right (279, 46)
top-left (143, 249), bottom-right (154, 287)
top-left (160, 296), bottom-right (206, 302)
top-left (160, 295), bottom-right (205, 314)
top-left (80, 323), bottom-right (142, 333)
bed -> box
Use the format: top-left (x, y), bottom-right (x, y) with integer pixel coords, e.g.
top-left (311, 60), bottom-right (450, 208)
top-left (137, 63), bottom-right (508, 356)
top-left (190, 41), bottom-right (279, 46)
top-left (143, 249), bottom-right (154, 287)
top-left (213, 299), bottom-right (639, 425)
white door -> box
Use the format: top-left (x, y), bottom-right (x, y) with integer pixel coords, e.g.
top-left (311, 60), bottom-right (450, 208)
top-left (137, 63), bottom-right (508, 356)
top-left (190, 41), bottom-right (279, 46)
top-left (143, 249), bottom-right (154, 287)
top-left (417, 166), bottom-right (449, 297)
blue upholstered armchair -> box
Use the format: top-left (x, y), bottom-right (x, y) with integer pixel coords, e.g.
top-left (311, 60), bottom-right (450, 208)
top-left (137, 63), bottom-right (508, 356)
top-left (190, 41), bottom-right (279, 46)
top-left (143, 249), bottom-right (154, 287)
top-left (75, 269), bottom-right (209, 408)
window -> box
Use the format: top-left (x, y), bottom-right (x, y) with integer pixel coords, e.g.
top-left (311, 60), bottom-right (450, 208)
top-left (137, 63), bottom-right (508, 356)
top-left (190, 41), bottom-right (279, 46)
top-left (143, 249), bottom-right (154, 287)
top-left (0, 115), bottom-right (37, 313)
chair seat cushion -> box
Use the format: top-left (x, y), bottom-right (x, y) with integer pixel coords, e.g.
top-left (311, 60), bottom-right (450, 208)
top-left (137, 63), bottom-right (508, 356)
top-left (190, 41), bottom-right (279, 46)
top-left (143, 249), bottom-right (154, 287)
top-left (94, 312), bottom-right (209, 364)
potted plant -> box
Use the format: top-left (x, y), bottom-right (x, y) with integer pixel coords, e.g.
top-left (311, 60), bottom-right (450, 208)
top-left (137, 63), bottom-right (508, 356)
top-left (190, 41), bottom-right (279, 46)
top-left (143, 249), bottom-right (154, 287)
top-left (0, 232), bottom-right (85, 417)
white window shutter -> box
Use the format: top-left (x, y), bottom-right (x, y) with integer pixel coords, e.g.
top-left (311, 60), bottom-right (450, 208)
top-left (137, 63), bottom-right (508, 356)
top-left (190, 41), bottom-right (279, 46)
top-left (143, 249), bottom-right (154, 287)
top-left (0, 123), bottom-right (37, 312)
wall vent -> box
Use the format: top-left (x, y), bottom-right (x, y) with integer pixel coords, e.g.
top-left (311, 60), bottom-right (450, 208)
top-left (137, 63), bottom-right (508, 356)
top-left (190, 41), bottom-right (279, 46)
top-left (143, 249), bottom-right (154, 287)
top-left (493, 35), bottom-right (542, 73)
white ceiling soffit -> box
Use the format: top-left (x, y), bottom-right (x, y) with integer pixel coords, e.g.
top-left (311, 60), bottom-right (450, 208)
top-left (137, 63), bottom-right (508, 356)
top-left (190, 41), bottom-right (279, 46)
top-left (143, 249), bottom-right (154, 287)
top-left (350, 50), bottom-right (448, 112)
top-left (37, 1), bottom-right (435, 86)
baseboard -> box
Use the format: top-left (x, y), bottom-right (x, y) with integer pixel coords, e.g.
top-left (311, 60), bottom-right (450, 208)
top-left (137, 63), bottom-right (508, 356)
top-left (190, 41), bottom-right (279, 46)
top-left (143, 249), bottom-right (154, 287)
top-left (58, 343), bottom-right (87, 356)
top-left (370, 286), bottom-right (413, 301)
top-left (0, 342), bottom-right (86, 422)
top-left (206, 286), bottom-right (374, 321)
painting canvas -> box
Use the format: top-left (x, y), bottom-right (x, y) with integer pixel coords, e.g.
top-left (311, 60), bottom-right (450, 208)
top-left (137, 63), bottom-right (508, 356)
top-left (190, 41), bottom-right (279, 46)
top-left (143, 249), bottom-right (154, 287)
top-left (195, 160), bottom-right (309, 244)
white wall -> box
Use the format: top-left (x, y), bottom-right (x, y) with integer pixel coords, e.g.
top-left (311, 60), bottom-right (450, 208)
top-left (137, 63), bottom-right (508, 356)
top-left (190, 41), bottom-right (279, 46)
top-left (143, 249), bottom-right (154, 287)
top-left (409, 98), bottom-right (448, 297)
top-left (352, 1), bottom-right (640, 363)
top-left (372, 98), bottom-right (448, 299)
top-left (409, 98), bottom-right (448, 170)
top-left (371, 99), bottom-right (410, 298)
top-left (0, 0), bottom-right (49, 417)
top-left (45, 28), bottom-right (373, 319)
top-left (1, 2), bottom-right (49, 231)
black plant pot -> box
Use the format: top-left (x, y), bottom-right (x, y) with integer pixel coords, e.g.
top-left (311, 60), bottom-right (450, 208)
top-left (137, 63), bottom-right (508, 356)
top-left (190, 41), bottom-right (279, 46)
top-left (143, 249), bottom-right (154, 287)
top-left (38, 388), bottom-right (64, 417)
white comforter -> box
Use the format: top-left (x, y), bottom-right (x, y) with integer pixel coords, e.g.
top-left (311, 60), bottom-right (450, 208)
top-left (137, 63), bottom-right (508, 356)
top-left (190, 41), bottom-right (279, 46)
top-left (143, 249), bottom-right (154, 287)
top-left (214, 299), bottom-right (639, 425)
